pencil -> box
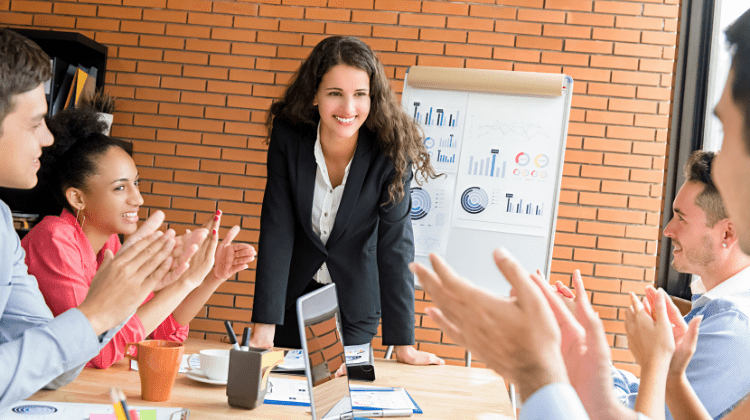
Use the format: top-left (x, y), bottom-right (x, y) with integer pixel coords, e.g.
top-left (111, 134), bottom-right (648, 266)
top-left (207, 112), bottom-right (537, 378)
top-left (110, 388), bottom-right (128, 420)
top-left (118, 389), bottom-right (133, 420)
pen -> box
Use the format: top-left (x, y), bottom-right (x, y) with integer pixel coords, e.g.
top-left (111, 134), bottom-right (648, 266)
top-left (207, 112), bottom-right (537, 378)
top-left (241, 326), bottom-right (251, 351)
top-left (224, 320), bottom-right (241, 351)
top-left (351, 409), bottom-right (413, 418)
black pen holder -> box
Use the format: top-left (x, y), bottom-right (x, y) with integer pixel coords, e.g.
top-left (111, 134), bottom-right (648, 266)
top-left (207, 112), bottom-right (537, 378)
top-left (226, 347), bottom-right (285, 410)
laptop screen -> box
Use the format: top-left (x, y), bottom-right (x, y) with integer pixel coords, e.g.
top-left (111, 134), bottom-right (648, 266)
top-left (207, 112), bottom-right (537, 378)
top-left (297, 283), bottom-right (352, 420)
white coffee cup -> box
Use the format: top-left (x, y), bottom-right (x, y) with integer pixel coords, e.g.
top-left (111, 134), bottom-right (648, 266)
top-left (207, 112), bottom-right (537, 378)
top-left (187, 349), bottom-right (230, 381)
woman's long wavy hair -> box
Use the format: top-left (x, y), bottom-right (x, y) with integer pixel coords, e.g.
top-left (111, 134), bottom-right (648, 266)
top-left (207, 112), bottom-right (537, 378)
top-left (265, 35), bottom-right (436, 206)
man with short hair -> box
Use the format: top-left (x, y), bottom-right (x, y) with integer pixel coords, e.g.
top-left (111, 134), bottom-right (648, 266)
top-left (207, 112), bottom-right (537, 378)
top-left (410, 6), bottom-right (750, 420)
top-left (612, 150), bottom-right (750, 420)
top-left (0, 28), bottom-right (189, 410)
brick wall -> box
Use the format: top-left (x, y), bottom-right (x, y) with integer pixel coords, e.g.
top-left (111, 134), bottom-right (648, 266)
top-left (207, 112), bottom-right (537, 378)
top-left (1, 0), bottom-right (680, 374)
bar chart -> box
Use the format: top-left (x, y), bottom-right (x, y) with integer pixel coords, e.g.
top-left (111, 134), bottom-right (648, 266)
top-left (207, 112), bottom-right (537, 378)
top-left (466, 149), bottom-right (505, 178)
top-left (505, 193), bottom-right (543, 216)
top-left (412, 102), bottom-right (459, 127)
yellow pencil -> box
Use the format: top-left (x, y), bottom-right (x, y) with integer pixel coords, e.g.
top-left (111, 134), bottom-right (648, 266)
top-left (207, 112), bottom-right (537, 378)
top-left (110, 388), bottom-right (128, 420)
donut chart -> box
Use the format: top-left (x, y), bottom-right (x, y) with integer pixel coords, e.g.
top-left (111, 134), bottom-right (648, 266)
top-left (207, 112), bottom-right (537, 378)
top-left (410, 187), bottom-right (431, 220)
top-left (461, 187), bottom-right (488, 214)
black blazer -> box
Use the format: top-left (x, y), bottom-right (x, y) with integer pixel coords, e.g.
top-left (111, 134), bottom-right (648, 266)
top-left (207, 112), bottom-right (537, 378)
top-left (251, 117), bottom-right (416, 345)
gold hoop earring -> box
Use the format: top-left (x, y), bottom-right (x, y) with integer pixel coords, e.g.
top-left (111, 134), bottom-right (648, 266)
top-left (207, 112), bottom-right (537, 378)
top-left (76, 209), bottom-right (85, 230)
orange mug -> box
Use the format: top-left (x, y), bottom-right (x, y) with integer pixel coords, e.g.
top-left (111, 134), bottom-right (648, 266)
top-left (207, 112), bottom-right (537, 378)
top-left (125, 340), bottom-right (184, 402)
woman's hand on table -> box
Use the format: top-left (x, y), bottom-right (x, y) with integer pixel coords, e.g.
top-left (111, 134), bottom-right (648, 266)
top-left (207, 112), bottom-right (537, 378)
top-left (394, 345), bottom-right (445, 365)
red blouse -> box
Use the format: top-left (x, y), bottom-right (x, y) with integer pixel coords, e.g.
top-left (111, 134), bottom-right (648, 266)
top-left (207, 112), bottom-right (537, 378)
top-left (21, 209), bottom-right (188, 368)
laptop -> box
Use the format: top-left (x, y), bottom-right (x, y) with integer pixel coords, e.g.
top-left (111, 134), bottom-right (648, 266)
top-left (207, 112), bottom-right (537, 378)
top-left (296, 284), bottom-right (412, 420)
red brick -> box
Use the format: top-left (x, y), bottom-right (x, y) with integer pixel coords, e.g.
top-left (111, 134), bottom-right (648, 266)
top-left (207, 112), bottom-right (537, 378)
top-left (590, 55), bottom-right (639, 71)
top-left (159, 103), bottom-right (204, 118)
top-left (372, 25), bottom-right (419, 40)
top-left (567, 12), bottom-right (615, 27)
top-left (55, 2), bottom-right (96, 16)
top-left (628, 196), bottom-right (661, 212)
top-left (616, 16), bottom-right (663, 31)
top-left (596, 265), bottom-right (644, 280)
top-left (568, 122), bottom-right (606, 137)
top-left (544, 24), bottom-right (592, 39)
top-left (445, 43), bottom-right (491, 58)
top-left (518, 8), bottom-right (566, 24)
top-left (470, 4), bottom-right (515, 19)
top-left (374, 0), bottom-right (420, 12)
top-left (212, 1), bottom-right (258, 16)
top-left (630, 169), bottom-right (664, 183)
top-left (306, 7), bottom-right (350, 21)
top-left (594, 1), bottom-right (642, 15)
top-left (496, 19), bottom-right (543, 36)
top-left (579, 192), bottom-right (628, 207)
top-left (555, 233), bottom-right (597, 248)
top-left (642, 31), bottom-right (677, 46)
top-left (599, 237), bottom-right (646, 253)
top-left (562, 176), bottom-right (601, 192)
top-left (612, 70), bottom-right (661, 86)
top-left (615, 42), bottom-right (663, 58)
top-left (546, 0), bottom-right (592, 12)
top-left (578, 221), bottom-right (626, 237)
top-left (636, 86), bottom-right (672, 101)
top-left (587, 110), bottom-right (634, 126)
top-left (625, 225), bottom-right (660, 240)
top-left (623, 254), bottom-right (657, 268)
top-left (234, 16), bottom-right (279, 31)
top-left (12, 0), bottom-right (52, 12)
top-left (640, 59), bottom-right (675, 73)
top-left (328, 0), bottom-right (373, 9)
top-left (602, 180), bottom-right (650, 196)
top-left (32, 14), bottom-right (74, 28)
top-left (572, 95), bottom-right (609, 110)
top-left (592, 27), bottom-right (641, 43)
top-left (181, 91), bottom-right (226, 106)
top-left (422, 1), bottom-right (469, 16)
top-left (166, 23), bottom-right (210, 38)
top-left (142, 8), bottom-right (187, 23)
top-left (588, 83), bottom-right (636, 98)
top-left (517, 36), bottom-right (563, 51)
top-left (558, 205), bottom-right (598, 220)
top-left (583, 138), bottom-right (631, 153)
top-left (643, 4), bottom-right (679, 18)
top-left (163, 50), bottom-right (208, 65)
top-left (493, 46), bottom-right (540, 63)
top-left (565, 39), bottom-right (613, 55)
top-left (446, 16), bottom-right (494, 31)
top-left (183, 65), bottom-right (228, 80)
top-left (400, 13), bottom-right (446, 28)
top-left (326, 22), bottom-right (372, 37)
top-left (542, 51), bottom-right (589, 66)
top-left (464, 58), bottom-right (512, 71)
top-left (632, 141), bottom-right (667, 156)
top-left (351, 10), bottom-right (398, 25)
top-left (575, 249), bottom-right (622, 264)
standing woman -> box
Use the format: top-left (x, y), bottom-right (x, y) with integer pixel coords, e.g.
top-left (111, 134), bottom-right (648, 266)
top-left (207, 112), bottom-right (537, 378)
top-left (22, 107), bottom-right (256, 368)
top-left (249, 36), bottom-right (443, 365)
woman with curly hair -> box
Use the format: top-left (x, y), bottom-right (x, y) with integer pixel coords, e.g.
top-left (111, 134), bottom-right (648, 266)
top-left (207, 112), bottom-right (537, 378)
top-left (248, 35), bottom-right (443, 365)
top-left (21, 106), bottom-right (256, 369)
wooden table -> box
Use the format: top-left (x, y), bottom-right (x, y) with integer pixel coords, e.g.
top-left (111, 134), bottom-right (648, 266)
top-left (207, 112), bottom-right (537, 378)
top-left (28, 338), bottom-right (514, 419)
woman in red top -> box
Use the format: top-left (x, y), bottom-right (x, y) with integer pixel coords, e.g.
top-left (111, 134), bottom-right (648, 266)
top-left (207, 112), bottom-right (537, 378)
top-left (22, 107), bottom-right (256, 368)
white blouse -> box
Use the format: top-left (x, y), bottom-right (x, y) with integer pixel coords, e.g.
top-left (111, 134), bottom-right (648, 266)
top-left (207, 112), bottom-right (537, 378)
top-left (311, 124), bottom-right (353, 284)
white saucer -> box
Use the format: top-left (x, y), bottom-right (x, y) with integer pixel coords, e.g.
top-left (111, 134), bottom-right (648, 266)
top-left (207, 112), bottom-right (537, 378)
top-left (185, 370), bottom-right (227, 385)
